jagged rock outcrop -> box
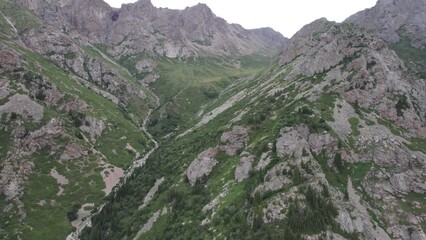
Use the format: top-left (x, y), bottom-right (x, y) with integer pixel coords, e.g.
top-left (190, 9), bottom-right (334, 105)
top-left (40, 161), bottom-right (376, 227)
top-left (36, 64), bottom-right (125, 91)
top-left (345, 0), bottom-right (426, 47)
top-left (0, 94), bottom-right (44, 122)
top-left (23, 118), bottom-right (64, 151)
top-left (219, 126), bottom-right (249, 156)
top-left (254, 162), bottom-right (293, 195)
top-left (186, 126), bottom-right (249, 186)
top-left (276, 126), bottom-right (310, 158)
top-left (281, 20), bottom-right (426, 138)
top-left (20, 24), bottom-right (148, 105)
top-left (59, 99), bottom-right (88, 113)
top-left (276, 126), bottom-right (338, 158)
top-left (79, 116), bottom-right (105, 144)
top-left (345, 179), bottom-right (391, 240)
top-left (186, 147), bottom-right (219, 186)
top-left (18, 0), bottom-right (287, 58)
top-left (0, 117), bottom-right (64, 220)
top-left (234, 155), bottom-right (255, 182)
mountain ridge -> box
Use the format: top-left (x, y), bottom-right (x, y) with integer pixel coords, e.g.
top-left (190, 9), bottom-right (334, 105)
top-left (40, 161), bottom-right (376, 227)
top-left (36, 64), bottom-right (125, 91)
top-left (15, 0), bottom-right (287, 58)
top-left (0, 0), bottom-right (425, 239)
top-left (345, 0), bottom-right (426, 48)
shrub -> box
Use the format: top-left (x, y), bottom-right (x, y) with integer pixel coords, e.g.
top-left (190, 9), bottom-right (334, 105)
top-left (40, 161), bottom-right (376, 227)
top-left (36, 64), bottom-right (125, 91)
top-left (67, 203), bottom-right (81, 222)
top-left (396, 95), bottom-right (410, 117)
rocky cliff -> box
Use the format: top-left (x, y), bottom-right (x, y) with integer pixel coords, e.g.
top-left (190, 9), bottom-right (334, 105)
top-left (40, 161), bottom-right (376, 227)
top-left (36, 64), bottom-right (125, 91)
top-left (16, 0), bottom-right (287, 58)
top-left (345, 0), bottom-right (426, 48)
top-left (0, 0), bottom-right (425, 239)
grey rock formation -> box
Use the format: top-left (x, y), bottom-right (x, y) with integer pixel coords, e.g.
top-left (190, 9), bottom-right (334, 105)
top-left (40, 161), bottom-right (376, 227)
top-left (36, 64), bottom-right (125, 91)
top-left (220, 126), bottom-right (249, 156)
top-left (186, 147), bottom-right (219, 186)
top-left (0, 94), bottom-right (44, 122)
top-left (18, 0), bottom-right (287, 58)
top-left (139, 177), bottom-right (165, 210)
top-left (0, 117), bottom-right (64, 218)
top-left (276, 126), bottom-right (338, 158)
top-left (24, 118), bottom-right (64, 152)
top-left (254, 162), bottom-right (292, 195)
top-left (346, 179), bottom-right (391, 240)
top-left (135, 59), bottom-right (156, 74)
top-left (281, 20), bottom-right (426, 138)
top-left (308, 132), bottom-right (338, 154)
top-left (0, 45), bottom-right (22, 71)
top-left (235, 155), bottom-right (255, 182)
top-left (276, 126), bottom-right (309, 158)
top-left (345, 0), bottom-right (426, 47)
top-left (59, 99), bottom-right (88, 113)
top-left (79, 116), bottom-right (105, 144)
top-left (255, 151), bottom-right (272, 171)
top-left (133, 208), bottom-right (167, 240)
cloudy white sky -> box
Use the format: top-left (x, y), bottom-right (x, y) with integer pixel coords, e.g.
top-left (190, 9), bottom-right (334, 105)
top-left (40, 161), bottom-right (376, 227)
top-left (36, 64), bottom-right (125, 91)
top-left (104, 0), bottom-right (377, 38)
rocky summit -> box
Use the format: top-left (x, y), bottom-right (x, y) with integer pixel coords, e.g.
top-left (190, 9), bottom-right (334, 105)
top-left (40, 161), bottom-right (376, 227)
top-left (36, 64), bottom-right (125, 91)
top-left (0, 0), bottom-right (425, 240)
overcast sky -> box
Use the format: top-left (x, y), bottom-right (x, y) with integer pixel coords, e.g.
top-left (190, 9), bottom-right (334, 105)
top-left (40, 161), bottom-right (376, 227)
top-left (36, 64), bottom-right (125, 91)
top-left (104, 0), bottom-right (377, 38)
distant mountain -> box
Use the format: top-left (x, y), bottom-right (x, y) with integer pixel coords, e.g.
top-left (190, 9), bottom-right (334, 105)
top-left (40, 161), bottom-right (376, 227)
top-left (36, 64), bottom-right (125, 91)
top-left (0, 0), bottom-right (425, 240)
top-left (15, 0), bottom-right (287, 58)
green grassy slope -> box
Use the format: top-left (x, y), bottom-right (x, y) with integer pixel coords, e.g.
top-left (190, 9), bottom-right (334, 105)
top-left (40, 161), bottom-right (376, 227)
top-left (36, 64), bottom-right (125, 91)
top-left (0, 2), bottom-right (156, 238)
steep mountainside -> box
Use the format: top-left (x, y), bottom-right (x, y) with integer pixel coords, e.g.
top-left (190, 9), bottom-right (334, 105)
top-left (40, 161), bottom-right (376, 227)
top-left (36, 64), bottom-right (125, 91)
top-left (0, 1), bottom-right (160, 238)
top-left (346, 0), bottom-right (426, 84)
top-left (82, 14), bottom-right (426, 240)
top-left (345, 0), bottom-right (426, 47)
top-left (15, 0), bottom-right (287, 58)
top-left (0, 0), bottom-right (285, 239)
top-left (0, 0), bottom-right (425, 240)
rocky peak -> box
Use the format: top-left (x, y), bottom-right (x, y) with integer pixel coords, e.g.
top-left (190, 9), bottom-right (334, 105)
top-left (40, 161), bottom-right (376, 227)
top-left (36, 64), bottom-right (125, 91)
top-left (133, 0), bottom-right (154, 8)
top-left (181, 3), bottom-right (218, 25)
top-left (251, 27), bottom-right (289, 48)
top-left (345, 0), bottom-right (426, 47)
top-left (14, 0), bottom-right (286, 58)
top-left (282, 18), bottom-right (426, 137)
top-left (187, 3), bottom-right (212, 12)
top-left (120, 0), bottom-right (155, 17)
top-left (291, 17), bottom-right (331, 39)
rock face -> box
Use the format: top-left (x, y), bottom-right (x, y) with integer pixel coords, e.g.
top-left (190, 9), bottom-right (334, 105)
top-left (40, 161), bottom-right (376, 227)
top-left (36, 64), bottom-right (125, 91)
top-left (281, 19), bottom-right (426, 138)
top-left (18, 0), bottom-right (287, 58)
top-left (254, 162), bottom-right (293, 195)
top-left (234, 155), bottom-right (255, 182)
top-left (274, 15), bottom-right (426, 239)
top-left (139, 177), bottom-right (165, 210)
top-left (186, 126), bottom-right (250, 186)
top-left (346, 179), bottom-right (391, 240)
top-left (0, 45), bottom-right (22, 71)
top-left (219, 126), bottom-right (249, 156)
top-left (186, 147), bottom-right (219, 186)
top-left (24, 118), bottom-right (64, 152)
top-left (276, 126), bottom-right (310, 158)
top-left (276, 126), bottom-right (338, 157)
top-left (345, 0), bottom-right (426, 47)
top-left (0, 94), bottom-right (44, 122)
top-left (0, 118), bottom-right (64, 213)
top-left (79, 116), bottom-right (105, 143)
